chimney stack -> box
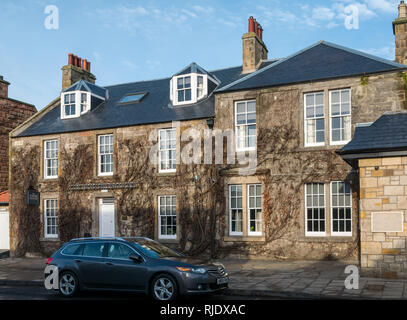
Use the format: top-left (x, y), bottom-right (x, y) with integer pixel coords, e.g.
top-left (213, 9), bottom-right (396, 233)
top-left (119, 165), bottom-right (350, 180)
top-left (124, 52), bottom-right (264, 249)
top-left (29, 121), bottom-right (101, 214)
top-left (394, 1), bottom-right (407, 64)
top-left (242, 16), bottom-right (268, 74)
top-left (0, 75), bottom-right (10, 99)
top-left (62, 53), bottom-right (96, 90)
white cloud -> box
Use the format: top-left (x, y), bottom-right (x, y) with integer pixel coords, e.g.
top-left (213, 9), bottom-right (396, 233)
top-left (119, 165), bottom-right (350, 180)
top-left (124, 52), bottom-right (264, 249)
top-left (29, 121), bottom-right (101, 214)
top-left (360, 45), bottom-right (395, 59)
top-left (192, 5), bottom-right (213, 14)
top-left (312, 7), bottom-right (335, 21)
top-left (364, 0), bottom-right (398, 13)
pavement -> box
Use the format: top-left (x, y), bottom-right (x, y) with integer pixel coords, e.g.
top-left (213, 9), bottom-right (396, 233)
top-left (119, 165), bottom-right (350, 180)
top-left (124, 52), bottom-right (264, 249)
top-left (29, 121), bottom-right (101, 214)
top-left (0, 257), bottom-right (407, 299)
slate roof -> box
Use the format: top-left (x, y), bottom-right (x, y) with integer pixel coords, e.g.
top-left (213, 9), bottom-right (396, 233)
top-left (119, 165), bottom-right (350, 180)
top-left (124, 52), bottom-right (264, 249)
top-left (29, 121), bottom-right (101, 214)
top-left (16, 63), bottom-right (260, 137)
top-left (15, 40), bottom-right (407, 138)
top-left (218, 41), bottom-right (407, 92)
top-left (339, 112), bottom-right (407, 155)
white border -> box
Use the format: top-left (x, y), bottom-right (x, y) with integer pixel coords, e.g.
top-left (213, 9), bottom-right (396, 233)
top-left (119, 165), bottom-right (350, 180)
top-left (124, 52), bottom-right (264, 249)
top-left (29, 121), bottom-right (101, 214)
top-left (304, 183), bottom-right (326, 237)
top-left (158, 195), bottom-right (177, 240)
top-left (247, 184), bottom-right (262, 236)
top-left (304, 91), bottom-right (325, 148)
top-left (330, 181), bottom-right (352, 237)
top-left (235, 100), bottom-right (257, 152)
top-left (158, 128), bottom-right (176, 173)
top-left (329, 88), bottom-right (352, 146)
top-left (44, 139), bottom-right (58, 179)
top-left (98, 134), bottom-right (114, 176)
top-left (229, 185), bottom-right (243, 236)
top-left (44, 199), bottom-right (58, 238)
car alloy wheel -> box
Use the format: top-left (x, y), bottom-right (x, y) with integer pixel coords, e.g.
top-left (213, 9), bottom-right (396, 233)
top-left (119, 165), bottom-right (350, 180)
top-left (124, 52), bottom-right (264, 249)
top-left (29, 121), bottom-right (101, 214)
top-left (152, 275), bottom-right (177, 301)
top-left (59, 272), bottom-right (78, 297)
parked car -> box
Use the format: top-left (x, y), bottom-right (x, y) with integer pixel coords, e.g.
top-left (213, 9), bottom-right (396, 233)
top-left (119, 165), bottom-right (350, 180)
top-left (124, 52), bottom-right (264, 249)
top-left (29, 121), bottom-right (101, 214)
top-left (44, 237), bottom-right (229, 300)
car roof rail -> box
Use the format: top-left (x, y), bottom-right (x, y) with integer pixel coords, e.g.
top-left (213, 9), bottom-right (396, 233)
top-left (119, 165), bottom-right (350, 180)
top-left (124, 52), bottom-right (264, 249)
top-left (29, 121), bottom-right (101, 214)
top-left (70, 237), bottom-right (125, 242)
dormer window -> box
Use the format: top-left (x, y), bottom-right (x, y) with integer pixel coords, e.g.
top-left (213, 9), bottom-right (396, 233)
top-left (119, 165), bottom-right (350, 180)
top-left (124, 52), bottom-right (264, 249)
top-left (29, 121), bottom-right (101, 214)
top-left (60, 80), bottom-right (107, 120)
top-left (61, 91), bottom-right (90, 119)
top-left (170, 63), bottom-right (219, 106)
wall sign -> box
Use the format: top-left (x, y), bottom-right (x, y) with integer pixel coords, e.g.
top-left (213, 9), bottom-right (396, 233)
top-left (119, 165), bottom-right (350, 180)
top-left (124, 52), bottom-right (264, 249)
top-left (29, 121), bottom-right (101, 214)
top-left (371, 211), bottom-right (404, 233)
top-left (26, 188), bottom-right (40, 206)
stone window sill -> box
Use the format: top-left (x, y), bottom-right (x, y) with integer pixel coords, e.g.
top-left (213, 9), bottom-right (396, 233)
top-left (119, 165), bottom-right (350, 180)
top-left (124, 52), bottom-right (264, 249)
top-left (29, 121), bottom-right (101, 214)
top-left (157, 238), bottom-right (179, 244)
top-left (299, 236), bottom-right (355, 243)
top-left (40, 238), bottom-right (60, 242)
top-left (223, 236), bottom-right (265, 242)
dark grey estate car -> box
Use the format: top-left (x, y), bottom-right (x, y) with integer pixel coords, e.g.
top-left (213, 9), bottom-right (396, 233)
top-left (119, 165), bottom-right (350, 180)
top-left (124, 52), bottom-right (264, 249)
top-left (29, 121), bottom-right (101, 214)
top-left (44, 237), bottom-right (229, 300)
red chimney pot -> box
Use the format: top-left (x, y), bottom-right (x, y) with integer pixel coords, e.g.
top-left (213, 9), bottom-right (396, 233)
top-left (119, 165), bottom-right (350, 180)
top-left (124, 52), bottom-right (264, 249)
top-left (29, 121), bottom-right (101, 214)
top-left (248, 16), bottom-right (255, 33)
top-left (68, 53), bottom-right (73, 65)
top-left (87, 61), bottom-right (91, 72)
top-left (254, 20), bottom-right (258, 35)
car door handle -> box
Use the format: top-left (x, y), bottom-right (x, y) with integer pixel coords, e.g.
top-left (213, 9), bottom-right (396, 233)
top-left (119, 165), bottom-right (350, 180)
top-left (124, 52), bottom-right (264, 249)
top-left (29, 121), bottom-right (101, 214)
top-left (105, 262), bottom-right (113, 266)
top-left (74, 259), bottom-right (82, 263)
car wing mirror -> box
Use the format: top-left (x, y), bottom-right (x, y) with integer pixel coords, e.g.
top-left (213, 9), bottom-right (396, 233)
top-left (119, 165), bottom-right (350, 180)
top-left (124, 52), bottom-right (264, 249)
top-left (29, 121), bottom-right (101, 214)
top-left (129, 254), bottom-right (143, 263)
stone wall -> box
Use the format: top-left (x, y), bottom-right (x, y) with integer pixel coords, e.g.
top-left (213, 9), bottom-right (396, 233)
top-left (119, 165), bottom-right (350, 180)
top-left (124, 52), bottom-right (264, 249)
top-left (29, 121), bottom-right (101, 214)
top-left (0, 97), bottom-right (36, 192)
top-left (359, 157), bottom-right (407, 278)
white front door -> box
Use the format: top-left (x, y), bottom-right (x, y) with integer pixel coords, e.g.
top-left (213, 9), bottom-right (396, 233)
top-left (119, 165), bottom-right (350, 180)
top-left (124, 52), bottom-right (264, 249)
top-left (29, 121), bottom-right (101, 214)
top-left (99, 198), bottom-right (115, 237)
top-left (0, 209), bottom-right (10, 249)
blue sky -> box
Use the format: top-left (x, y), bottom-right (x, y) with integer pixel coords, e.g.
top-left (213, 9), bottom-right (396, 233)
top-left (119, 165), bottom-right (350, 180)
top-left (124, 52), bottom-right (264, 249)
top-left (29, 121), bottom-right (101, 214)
top-left (0, 0), bottom-right (401, 110)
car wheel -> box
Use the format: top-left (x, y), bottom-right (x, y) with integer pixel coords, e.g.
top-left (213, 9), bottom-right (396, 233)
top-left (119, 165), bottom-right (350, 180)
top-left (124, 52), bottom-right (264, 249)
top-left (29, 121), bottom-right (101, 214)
top-left (151, 274), bottom-right (178, 301)
top-left (59, 271), bottom-right (79, 297)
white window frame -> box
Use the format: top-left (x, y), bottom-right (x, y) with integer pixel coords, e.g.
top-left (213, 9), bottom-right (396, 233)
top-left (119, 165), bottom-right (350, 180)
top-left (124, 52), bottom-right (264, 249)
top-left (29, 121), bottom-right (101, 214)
top-left (329, 88), bottom-right (351, 146)
top-left (171, 73), bottom-right (209, 106)
top-left (247, 184), bottom-right (262, 236)
top-left (61, 91), bottom-right (91, 119)
top-left (44, 139), bottom-right (58, 179)
top-left (98, 134), bottom-right (114, 176)
top-left (158, 128), bottom-right (176, 173)
top-left (229, 185), bottom-right (243, 236)
top-left (235, 100), bottom-right (257, 152)
top-left (305, 183), bottom-right (326, 237)
top-left (44, 199), bottom-right (58, 238)
top-left (330, 181), bottom-right (352, 237)
top-left (304, 92), bottom-right (325, 147)
top-left (158, 195), bottom-right (177, 240)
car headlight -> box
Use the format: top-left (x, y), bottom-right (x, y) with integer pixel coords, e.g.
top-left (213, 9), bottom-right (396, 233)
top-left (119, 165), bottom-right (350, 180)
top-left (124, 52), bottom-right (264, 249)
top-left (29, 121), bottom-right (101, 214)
top-left (176, 267), bottom-right (207, 274)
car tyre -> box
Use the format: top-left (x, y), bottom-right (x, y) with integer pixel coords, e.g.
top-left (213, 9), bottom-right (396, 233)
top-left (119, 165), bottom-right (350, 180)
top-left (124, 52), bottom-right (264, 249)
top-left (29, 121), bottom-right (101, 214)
top-left (58, 271), bottom-right (79, 298)
top-left (151, 274), bottom-right (178, 301)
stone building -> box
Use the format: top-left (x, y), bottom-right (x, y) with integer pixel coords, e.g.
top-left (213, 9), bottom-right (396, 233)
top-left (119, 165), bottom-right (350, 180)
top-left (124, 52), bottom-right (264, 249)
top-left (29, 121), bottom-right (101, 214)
top-left (0, 75), bottom-right (36, 250)
top-left (339, 113), bottom-right (407, 278)
top-left (7, 4), bottom-right (407, 272)
top-left (0, 75), bottom-right (36, 192)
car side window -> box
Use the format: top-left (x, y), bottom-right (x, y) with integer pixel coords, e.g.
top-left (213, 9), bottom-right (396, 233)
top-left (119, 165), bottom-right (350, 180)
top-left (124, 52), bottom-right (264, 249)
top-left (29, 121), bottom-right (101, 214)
top-left (107, 243), bottom-right (134, 259)
top-left (82, 243), bottom-right (106, 257)
top-left (61, 244), bottom-right (83, 256)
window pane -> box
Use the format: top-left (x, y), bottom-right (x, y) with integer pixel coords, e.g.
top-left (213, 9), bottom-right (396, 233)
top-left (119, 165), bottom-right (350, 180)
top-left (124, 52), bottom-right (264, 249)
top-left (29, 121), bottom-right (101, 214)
top-left (83, 243), bottom-right (105, 257)
top-left (331, 182), bottom-right (352, 234)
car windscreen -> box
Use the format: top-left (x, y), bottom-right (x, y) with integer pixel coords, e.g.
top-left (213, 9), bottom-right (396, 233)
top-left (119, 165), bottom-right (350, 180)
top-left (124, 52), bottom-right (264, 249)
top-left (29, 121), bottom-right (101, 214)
top-left (130, 239), bottom-right (181, 259)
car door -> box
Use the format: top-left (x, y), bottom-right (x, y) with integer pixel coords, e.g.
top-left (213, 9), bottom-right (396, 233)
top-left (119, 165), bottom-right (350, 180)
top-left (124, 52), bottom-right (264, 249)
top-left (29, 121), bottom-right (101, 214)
top-left (104, 242), bottom-right (148, 291)
top-left (76, 241), bottom-right (108, 288)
